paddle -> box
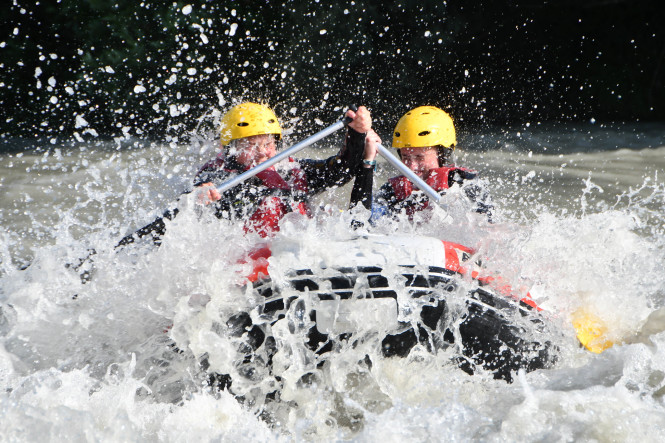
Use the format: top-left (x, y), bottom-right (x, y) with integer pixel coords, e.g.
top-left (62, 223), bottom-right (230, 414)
top-left (573, 306), bottom-right (665, 353)
top-left (572, 309), bottom-right (614, 353)
top-left (115, 107), bottom-right (356, 248)
top-left (375, 143), bottom-right (444, 205)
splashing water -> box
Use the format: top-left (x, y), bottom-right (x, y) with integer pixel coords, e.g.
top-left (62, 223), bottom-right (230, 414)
top-left (1, 125), bottom-right (665, 441)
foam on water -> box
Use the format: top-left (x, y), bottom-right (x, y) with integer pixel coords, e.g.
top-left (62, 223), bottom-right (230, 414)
top-left (1, 134), bottom-right (665, 440)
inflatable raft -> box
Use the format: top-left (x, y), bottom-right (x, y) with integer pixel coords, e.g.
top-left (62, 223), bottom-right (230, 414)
top-left (213, 234), bottom-right (556, 384)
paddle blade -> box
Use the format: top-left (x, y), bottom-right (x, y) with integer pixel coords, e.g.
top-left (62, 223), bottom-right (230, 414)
top-left (572, 309), bottom-right (614, 353)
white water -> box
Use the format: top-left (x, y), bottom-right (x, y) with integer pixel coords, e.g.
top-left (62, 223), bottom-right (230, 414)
top-left (1, 126), bottom-right (665, 441)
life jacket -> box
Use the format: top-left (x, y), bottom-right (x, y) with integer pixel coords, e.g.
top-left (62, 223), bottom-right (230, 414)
top-left (198, 157), bottom-right (311, 238)
top-left (244, 166), bottom-right (310, 237)
top-left (388, 166), bottom-right (476, 215)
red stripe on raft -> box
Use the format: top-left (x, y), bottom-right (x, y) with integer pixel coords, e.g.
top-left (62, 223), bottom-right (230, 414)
top-left (442, 241), bottom-right (475, 273)
top-left (442, 240), bottom-right (541, 311)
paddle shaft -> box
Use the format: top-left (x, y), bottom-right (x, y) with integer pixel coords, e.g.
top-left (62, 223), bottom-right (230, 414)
top-left (216, 119), bottom-right (349, 194)
top-left (376, 144), bottom-right (442, 205)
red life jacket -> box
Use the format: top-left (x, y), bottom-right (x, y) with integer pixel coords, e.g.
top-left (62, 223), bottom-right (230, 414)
top-left (244, 166), bottom-right (311, 237)
top-left (199, 157), bottom-right (311, 238)
top-left (388, 166), bottom-right (475, 216)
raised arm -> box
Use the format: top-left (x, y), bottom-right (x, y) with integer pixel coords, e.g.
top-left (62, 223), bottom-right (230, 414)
top-left (299, 106), bottom-right (372, 194)
top-left (349, 129), bottom-right (380, 210)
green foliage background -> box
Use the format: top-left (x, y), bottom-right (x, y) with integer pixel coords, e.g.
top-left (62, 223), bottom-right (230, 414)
top-left (1, 0), bottom-right (663, 141)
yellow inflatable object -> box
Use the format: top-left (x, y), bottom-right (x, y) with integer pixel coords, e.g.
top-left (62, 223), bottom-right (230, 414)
top-left (220, 102), bottom-right (282, 145)
top-left (392, 106), bottom-right (456, 149)
top-left (572, 309), bottom-right (614, 353)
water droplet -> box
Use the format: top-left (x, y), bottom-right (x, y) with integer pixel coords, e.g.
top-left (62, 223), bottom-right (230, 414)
top-left (75, 115), bottom-right (88, 128)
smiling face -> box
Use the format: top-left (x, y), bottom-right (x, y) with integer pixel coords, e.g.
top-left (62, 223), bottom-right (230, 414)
top-left (399, 146), bottom-right (440, 178)
top-left (231, 134), bottom-right (277, 169)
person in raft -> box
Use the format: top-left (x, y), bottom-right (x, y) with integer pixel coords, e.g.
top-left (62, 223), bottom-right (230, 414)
top-left (193, 102), bottom-right (381, 237)
top-left (351, 105), bottom-right (493, 222)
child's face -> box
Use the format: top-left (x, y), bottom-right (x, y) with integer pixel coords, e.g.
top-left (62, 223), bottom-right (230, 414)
top-left (400, 147), bottom-right (439, 178)
top-left (233, 134), bottom-right (277, 168)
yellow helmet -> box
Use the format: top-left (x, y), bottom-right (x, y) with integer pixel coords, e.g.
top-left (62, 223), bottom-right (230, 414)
top-left (220, 102), bottom-right (282, 145)
top-left (392, 106), bottom-right (456, 149)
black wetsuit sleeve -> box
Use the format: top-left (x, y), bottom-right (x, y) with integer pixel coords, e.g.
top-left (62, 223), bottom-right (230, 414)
top-left (349, 166), bottom-right (374, 210)
top-left (298, 127), bottom-right (366, 195)
top-left (189, 157), bottom-right (268, 221)
top-left (349, 166), bottom-right (374, 229)
top-left (208, 176), bottom-right (274, 221)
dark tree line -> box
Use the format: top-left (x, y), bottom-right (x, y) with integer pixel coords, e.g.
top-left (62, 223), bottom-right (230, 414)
top-left (1, 0), bottom-right (663, 142)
